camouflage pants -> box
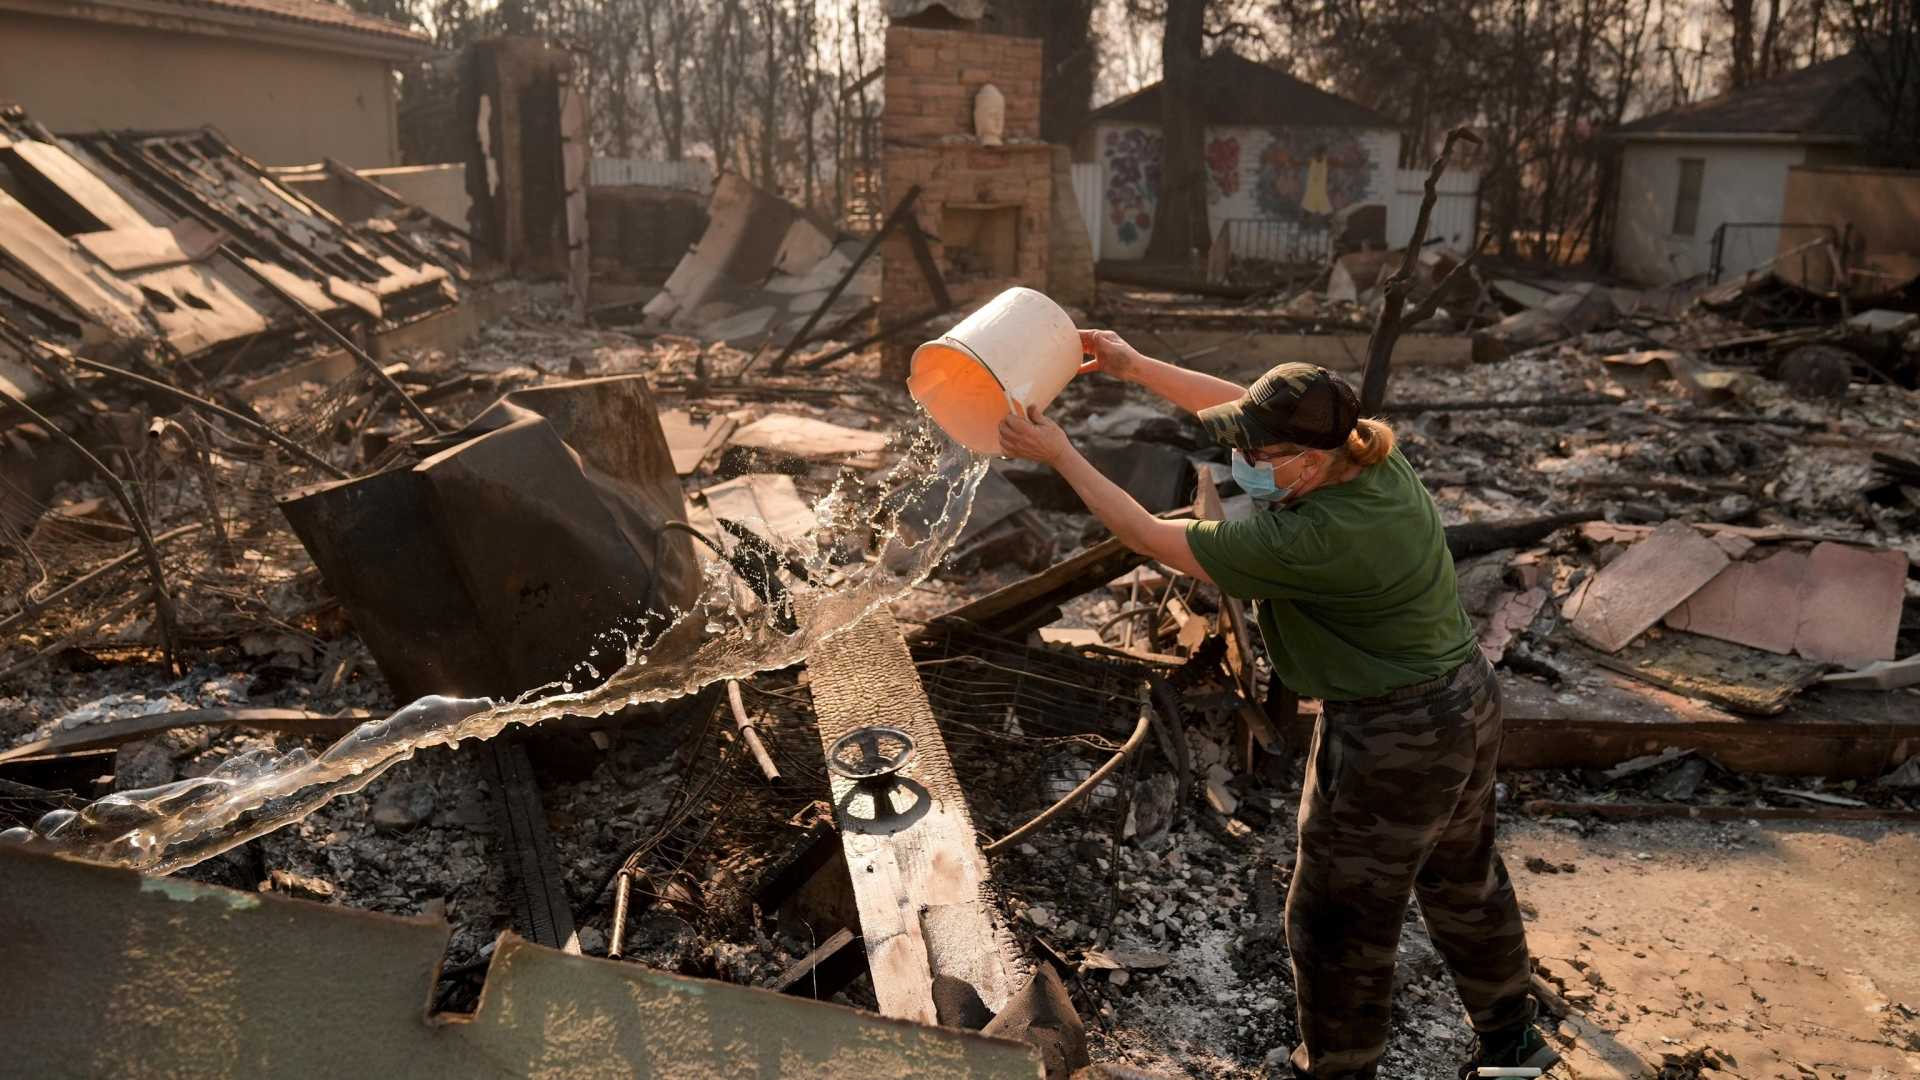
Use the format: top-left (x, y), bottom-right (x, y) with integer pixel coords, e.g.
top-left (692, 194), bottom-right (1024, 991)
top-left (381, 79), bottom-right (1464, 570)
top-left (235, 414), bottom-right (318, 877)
top-left (1286, 654), bottom-right (1534, 1079)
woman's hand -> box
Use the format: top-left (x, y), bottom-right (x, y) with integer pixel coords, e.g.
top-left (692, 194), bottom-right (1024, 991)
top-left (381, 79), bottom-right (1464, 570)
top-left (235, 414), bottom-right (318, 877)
top-left (1078, 329), bottom-right (1145, 382)
top-left (998, 403), bottom-right (1072, 466)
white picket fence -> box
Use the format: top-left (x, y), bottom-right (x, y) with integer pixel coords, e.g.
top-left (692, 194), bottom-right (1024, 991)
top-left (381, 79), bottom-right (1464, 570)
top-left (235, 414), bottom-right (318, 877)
top-left (589, 157), bottom-right (713, 192)
top-left (1386, 168), bottom-right (1479, 250)
top-left (1070, 161), bottom-right (1104, 262)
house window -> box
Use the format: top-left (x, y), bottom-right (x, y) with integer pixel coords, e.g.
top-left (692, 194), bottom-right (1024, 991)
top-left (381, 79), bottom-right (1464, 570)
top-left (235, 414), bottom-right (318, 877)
top-left (1672, 158), bottom-right (1705, 237)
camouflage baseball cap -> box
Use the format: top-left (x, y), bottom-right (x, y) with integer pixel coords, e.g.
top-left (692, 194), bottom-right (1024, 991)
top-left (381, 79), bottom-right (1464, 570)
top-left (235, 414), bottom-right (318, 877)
top-left (1197, 362), bottom-right (1361, 452)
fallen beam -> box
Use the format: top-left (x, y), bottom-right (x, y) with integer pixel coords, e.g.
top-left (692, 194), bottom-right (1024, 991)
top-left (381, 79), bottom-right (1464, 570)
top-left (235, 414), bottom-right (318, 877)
top-left (933, 536), bottom-right (1145, 638)
top-left (771, 927), bottom-right (870, 1000)
top-left (804, 607), bottom-right (1027, 1025)
top-left (479, 737), bottom-right (579, 953)
top-left (1520, 800), bottom-right (1920, 823)
top-left (1445, 510), bottom-right (1604, 560)
top-left (1270, 671), bottom-right (1920, 779)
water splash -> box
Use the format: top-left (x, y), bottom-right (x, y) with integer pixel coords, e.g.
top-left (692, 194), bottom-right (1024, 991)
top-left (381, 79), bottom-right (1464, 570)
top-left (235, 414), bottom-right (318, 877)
top-left (7, 419), bottom-right (987, 874)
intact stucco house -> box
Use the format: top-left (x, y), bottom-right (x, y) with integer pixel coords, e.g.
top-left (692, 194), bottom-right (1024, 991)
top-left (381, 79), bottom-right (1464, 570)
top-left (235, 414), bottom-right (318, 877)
top-left (1075, 51), bottom-right (1400, 262)
top-left (0, 0), bottom-right (430, 167)
top-left (1609, 52), bottom-right (1886, 285)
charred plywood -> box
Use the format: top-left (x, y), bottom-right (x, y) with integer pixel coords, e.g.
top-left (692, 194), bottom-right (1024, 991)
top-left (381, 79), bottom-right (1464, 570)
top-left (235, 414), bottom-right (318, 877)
top-left (802, 606), bottom-right (1029, 1026)
top-left (0, 106), bottom-right (458, 381)
top-left (0, 846), bottom-right (1045, 1079)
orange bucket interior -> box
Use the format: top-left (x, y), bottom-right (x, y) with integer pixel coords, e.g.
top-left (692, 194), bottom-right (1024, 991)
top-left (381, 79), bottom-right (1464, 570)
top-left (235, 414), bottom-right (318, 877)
top-left (907, 342), bottom-right (1012, 454)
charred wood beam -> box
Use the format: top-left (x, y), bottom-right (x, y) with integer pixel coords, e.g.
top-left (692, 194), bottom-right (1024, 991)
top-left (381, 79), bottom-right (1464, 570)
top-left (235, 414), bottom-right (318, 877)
top-left (0, 389), bottom-right (179, 671)
top-left (771, 927), bottom-right (869, 1000)
top-left (767, 184), bottom-right (921, 375)
top-left (1444, 510), bottom-right (1603, 560)
top-left (1520, 799), bottom-right (1920, 823)
top-left (479, 737), bottom-right (578, 953)
top-left (1359, 126), bottom-right (1484, 415)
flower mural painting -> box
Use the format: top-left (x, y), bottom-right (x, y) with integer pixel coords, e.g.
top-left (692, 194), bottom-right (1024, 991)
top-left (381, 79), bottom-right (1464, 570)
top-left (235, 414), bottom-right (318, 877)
top-left (1103, 127), bottom-right (1163, 247)
top-left (1255, 129), bottom-right (1374, 225)
top-left (1205, 136), bottom-right (1241, 202)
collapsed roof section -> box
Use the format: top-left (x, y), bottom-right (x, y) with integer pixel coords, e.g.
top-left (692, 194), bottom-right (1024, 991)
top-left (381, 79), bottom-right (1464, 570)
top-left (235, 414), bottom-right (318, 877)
top-left (641, 173), bottom-right (880, 346)
top-left (0, 105), bottom-right (462, 400)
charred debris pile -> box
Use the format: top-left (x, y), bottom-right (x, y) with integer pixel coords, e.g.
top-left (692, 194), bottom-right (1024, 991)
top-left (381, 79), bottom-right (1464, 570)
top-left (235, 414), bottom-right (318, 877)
top-left (0, 106), bottom-right (1918, 1080)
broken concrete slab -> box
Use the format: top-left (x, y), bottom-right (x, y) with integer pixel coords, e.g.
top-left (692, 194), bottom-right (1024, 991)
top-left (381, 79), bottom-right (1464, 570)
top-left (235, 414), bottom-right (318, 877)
top-left (1664, 547), bottom-right (1805, 655)
top-left (1796, 543), bottom-right (1908, 667)
top-left (642, 173), bottom-right (877, 346)
top-left (1566, 521), bottom-right (1729, 653)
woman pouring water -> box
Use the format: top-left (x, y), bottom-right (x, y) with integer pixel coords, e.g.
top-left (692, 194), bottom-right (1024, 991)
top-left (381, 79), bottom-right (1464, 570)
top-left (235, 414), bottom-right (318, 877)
top-left (996, 330), bottom-right (1557, 1080)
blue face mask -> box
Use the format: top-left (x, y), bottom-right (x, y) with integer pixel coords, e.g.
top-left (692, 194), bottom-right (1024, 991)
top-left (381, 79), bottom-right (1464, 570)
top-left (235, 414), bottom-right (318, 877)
top-left (1232, 449), bottom-right (1305, 503)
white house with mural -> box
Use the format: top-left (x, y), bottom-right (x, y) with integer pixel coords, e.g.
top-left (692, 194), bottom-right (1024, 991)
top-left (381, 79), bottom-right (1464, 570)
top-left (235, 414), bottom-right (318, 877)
top-left (1074, 51), bottom-right (1403, 263)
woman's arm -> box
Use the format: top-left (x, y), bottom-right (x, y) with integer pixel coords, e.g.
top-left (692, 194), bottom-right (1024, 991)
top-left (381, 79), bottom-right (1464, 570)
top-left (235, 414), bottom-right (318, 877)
top-left (999, 405), bottom-right (1214, 584)
top-left (1082, 329), bottom-right (1244, 415)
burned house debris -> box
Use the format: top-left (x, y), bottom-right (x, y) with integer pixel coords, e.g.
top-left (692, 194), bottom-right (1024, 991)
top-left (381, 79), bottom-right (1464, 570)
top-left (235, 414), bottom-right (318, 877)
top-left (3, 6), bottom-right (1920, 1080)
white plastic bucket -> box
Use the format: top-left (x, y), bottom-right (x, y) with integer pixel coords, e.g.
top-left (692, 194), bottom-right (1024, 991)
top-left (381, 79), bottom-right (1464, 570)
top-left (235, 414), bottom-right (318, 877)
top-left (907, 286), bottom-right (1080, 454)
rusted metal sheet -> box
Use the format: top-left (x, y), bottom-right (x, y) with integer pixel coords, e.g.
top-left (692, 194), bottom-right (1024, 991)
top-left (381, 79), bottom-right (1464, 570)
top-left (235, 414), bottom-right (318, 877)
top-left (279, 375), bottom-right (700, 702)
top-left (0, 846), bottom-right (1045, 1079)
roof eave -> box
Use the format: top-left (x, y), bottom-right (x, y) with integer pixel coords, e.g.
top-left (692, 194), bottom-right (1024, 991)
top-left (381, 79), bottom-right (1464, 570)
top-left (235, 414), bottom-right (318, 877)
top-left (0, 0), bottom-right (431, 62)
top-left (1605, 129), bottom-right (1865, 145)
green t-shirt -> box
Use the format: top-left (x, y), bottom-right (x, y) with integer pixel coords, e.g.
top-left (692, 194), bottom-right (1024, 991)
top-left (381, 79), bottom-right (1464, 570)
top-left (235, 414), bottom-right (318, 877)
top-left (1185, 448), bottom-right (1477, 702)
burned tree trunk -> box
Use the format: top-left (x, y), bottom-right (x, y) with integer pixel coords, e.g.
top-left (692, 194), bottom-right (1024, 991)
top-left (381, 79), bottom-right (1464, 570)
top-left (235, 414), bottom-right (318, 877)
top-left (1145, 0), bottom-right (1209, 265)
top-left (1357, 126), bottom-right (1485, 414)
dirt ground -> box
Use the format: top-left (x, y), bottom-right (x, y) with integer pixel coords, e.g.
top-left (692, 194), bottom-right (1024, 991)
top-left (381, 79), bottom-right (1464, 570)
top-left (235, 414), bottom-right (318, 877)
top-left (1511, 817), bottom-right (1920, 1080)
top-left (1086, 791), bottom-right (1919, 1080)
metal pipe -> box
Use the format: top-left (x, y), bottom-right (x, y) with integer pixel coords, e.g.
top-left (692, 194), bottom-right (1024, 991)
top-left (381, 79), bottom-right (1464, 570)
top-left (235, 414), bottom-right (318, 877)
top-left (726, 679), bottom-right (781, 782)
top-left (0, 388), bottom-right (179, 670)
top-left (68, 355), bottom-right (350, 479)
top-left (983, 700), bottom-right (1154, 855)
top-left (608, 871), bottom-right (632, 959)
top-left (217, 245), bottom-right (441, 434)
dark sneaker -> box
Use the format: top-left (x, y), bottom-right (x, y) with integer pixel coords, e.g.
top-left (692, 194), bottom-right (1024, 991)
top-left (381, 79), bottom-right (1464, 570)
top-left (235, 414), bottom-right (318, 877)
top-left (1456, 1022), bottom-right (1561, 1078)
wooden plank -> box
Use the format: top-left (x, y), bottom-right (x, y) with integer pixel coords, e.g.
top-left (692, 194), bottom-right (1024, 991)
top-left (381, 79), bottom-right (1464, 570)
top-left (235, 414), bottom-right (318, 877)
top-left (1565, 520), bottom-right (1728, 653)
top-left (1586, 633), bottom-right (1826, 716)
top-left (803, 606), bottom-right (1026, 1024)
top-left (771, 927), bottom-right (869, 999)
